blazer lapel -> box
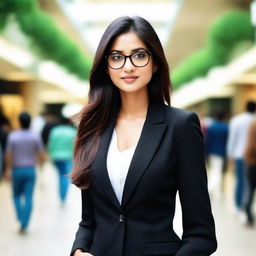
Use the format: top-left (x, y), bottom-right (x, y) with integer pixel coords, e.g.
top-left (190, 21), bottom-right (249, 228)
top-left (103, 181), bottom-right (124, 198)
top-left (121, 99), bottom-right (167, 208)
top-left (91, 98), bottom-right (167, 209)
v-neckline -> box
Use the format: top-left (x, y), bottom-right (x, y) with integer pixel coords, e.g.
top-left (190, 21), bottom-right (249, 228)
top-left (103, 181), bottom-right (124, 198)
top-left (91, 98), bottom-right (167, 208)
top-left (114, 128), bottom-right (136, 153)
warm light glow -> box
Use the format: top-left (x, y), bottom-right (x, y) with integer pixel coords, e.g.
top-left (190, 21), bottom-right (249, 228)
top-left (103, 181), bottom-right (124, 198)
top-left (37, 61), bottom-right (89, 99)
top-left (0, 37), bottom-right (35, 68)
top-left (56, 0), bottom-right (183, 52)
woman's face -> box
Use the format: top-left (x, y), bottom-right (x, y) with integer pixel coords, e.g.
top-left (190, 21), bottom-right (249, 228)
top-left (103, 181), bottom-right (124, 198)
top-left (107, 31), bottom-right (156, 94)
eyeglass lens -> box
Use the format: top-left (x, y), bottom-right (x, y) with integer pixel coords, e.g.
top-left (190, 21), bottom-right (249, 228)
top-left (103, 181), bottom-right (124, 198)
top-left (107, 51), bottom-right (150, 69)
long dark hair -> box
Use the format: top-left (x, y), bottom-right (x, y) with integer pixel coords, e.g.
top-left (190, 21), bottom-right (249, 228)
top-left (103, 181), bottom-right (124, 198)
top-left (70, 16), bottom-right (172, 188)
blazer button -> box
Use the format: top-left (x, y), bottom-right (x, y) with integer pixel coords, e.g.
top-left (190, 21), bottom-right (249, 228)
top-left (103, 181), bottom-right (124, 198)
top-left (119, 214), bottom-right (124, 222)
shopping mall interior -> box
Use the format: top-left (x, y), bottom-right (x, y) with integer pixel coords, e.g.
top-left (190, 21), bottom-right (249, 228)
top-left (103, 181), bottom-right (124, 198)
top-left (1, 0), bottom-right (256, 256)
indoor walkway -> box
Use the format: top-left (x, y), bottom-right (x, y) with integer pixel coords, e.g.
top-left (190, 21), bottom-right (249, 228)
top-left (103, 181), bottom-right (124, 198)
top-left (0, 162), bottom-right (255, 256)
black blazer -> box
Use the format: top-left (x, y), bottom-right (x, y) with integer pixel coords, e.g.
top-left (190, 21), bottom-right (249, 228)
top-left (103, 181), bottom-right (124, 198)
top-left (71, 99), bottom-right (217, 256)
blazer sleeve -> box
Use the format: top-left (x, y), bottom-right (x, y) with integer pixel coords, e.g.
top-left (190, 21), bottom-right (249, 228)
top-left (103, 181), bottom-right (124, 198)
top-left (70, 188), bottom-right (95, 256)
top-left (175, 112), bottom-right (217, 256)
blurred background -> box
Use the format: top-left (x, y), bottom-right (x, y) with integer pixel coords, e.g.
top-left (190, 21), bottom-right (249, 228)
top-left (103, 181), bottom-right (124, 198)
top-left (0, 0), bottom-right (256, 255)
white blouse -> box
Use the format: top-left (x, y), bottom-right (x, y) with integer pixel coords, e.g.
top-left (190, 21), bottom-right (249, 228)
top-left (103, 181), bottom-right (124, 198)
top-left (106, 128), bottom-right (137, 204)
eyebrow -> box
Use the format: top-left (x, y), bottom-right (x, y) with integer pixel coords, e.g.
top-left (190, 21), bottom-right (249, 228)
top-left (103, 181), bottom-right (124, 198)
top-left (109, 47), bottom-right (147, 54)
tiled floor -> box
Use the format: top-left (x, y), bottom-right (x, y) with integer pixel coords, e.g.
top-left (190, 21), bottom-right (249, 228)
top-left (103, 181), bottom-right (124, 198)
top-left (0, 162), bottom-right (255, 256)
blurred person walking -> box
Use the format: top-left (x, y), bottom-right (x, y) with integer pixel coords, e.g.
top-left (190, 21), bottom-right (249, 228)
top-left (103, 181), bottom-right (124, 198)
top-left (0, 106), bottom-right (10, 180)
top-left (244, 120), bottom-right (256, 227)
top-left (4, 112), bottom-right (44, 233)
top-left (41, 113), bottom-right (59, 147)
top-left (205, 111), bottom-right (228, 198)
top-left (200, 113), bottom-right (214, 138)
top-left (30, 112), bottom-right (46, 137)
top-left (47, 117), bottom-right (76, 204)
top-left (227, 101), bottom-right (256, 216)
top-left (0, 126), bottom-right (8, 180)
top-left (38, 113), bottom-right (59, 186)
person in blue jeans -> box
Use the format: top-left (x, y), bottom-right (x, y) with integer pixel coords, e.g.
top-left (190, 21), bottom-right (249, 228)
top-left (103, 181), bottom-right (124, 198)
top-left (48, 117), bottom-right (76, 204)
top-left (227, 101), bottom-right (256, 216)
top-left (5, 112), bottom-right (44, 234)
top-left (205, 111), bottom-right (228, 198)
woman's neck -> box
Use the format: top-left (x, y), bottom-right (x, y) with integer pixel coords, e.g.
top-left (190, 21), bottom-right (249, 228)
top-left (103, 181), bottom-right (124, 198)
top-left (118, 90), bottom-right (149, 120)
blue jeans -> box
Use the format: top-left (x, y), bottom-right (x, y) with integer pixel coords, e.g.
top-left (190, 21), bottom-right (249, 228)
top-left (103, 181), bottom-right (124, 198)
top-left (12, 167), bottom-right (36, 229)
top-left (235, 159), bottom-right (248, 209)
top-left (53, 160), bottom-right (72, 202)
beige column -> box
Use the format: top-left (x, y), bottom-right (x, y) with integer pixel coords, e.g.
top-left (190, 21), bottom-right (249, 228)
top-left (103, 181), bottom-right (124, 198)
top-left (20, 81), bottom-right (44, 117)
top-left (232, 83), bottom-right (256, 115)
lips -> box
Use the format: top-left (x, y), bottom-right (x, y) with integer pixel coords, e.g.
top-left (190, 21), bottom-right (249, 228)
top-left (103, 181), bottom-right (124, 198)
top-left (121, 76), bottom-right (139, 83)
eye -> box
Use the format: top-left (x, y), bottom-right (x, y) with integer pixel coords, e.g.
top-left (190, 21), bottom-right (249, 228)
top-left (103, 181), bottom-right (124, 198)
top-left (109, 54), bottom-right (124, 62)
top-left (133, 51), bottom-right (147, 59)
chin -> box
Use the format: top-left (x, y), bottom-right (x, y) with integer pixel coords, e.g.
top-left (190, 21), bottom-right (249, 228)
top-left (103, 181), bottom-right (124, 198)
top-left (119, 85), bottom-right (146, 93)
top-left (119, 88), bottom-right (140, 93)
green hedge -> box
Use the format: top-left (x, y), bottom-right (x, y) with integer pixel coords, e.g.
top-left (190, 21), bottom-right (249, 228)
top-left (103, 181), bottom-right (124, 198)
top-left (0, 0), bottom-right (36, 13)
top-left (171, 48), bottom-right (216, 87)
top-left (172, 10), bottom-right (254, 89)
top-left (0, 13), bottom-right (8, 31)
top-left (0, 0), bottom-right (36, 30)
top-left (0, 0), bottom-right (91, 80)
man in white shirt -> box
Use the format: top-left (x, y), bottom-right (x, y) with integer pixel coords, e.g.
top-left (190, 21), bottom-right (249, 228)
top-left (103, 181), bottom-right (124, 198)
top-left (227, 101), bottom-right (256, 214)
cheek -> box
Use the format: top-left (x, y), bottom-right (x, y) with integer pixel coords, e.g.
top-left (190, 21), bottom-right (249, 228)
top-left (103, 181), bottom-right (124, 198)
top-left (108, 69), bottom-right (119, 82)
top-left (143, 66), bottom-right (154, 80)
top-left (145, 61), bottom-right (154, 74)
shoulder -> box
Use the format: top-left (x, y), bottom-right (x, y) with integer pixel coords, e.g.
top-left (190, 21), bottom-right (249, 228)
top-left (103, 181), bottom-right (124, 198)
top-left (61, 125), bottom-right (76, 134)
top-left (50, 125), bottom-right (60, 135)
top-left (8, 130), bottom-right (19, 140)
top-left (30, 131), bottom-right (42, 142)
top-left (162, 105), bottom-right (204, 149)
top-left (231, 112), bottom-right (250, 123)
top-left (67, 126), bottom-right (77, 133)
top-left (163, 104), bottom-right (198, 127)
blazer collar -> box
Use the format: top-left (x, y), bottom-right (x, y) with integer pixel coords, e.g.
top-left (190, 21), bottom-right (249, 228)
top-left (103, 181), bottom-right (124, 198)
top-left (91, 98), bottom-right (167, 209)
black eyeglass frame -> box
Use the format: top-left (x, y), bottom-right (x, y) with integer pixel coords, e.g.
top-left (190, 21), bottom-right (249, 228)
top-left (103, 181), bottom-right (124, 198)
top-left (105, 50), bottom-right (152, 70)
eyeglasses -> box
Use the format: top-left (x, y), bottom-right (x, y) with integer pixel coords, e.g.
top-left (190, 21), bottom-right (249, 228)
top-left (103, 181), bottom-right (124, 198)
top-left (105, 50), bottom-right (151, 70)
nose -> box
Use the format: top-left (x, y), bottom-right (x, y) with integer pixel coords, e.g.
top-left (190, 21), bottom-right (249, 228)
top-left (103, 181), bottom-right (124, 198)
top-left (123, 57), bottom-right (135, 72)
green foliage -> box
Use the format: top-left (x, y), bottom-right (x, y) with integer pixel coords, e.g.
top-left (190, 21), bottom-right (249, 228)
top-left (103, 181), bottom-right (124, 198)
top-left (17, 10), bottom-right (91, 79)
top-left (0, 0), bottom-right (91, 80)
top-left (172, 48), bottom-right (213, 86)
top-left (0, 13), bottom-right (8, 31)
top-left (172, 10), bottom-right (254, 89)
top-left (208, 10), bottom-right (253, 47)
top-left (0, 0), bottom-right (36, 14)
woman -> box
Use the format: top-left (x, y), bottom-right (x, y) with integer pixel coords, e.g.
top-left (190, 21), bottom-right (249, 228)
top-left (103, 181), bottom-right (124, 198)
top-left (244, 120), bottom-right (256, 227)
top-left (70, 16), bottom-right (217, 256)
